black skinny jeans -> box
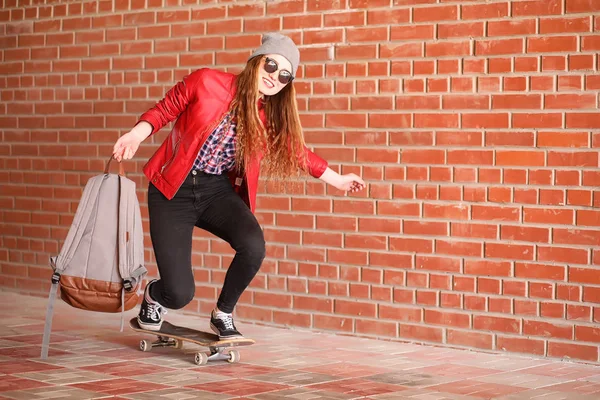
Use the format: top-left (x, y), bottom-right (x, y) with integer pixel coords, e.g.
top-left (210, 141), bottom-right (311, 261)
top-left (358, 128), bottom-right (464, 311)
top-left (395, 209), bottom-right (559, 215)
top-left (147, 169), bottom-right (266, 314)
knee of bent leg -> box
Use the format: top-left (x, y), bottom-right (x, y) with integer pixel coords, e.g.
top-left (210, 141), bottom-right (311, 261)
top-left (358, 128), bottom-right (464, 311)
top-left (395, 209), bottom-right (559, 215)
top-left (161, 283), bottom-right (195, 310)
top-left (240, 228), bottom-right (266, 264)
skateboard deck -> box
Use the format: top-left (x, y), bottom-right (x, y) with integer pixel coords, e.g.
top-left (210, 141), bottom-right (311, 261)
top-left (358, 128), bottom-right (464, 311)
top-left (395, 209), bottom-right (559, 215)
top-left (129, 318), bottom-right (254, 365)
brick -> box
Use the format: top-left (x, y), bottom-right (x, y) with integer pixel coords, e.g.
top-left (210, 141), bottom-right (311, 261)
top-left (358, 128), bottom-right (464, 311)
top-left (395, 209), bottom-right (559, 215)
top-left (379, 305), bottom-right (422, 322)
top-left (576, 210), bottom-right (600, 227)
top-left (569, 267), bottom-right (600, 285)
top-left (335, 299), bottom-right (376, 317)
top-left (474, 315), bottom-right (520, 334)
top-left (314, 315), bottom-right (353, 332)
top-left (485, 243), bottom-right (535, 261)
top-left (548, 341), bottom-right (599, 362)
top-left (425, 41), bottom-right (471, 57)
top-left (538, 131), bottom-right (590, 147)
top-left (496, 150), bottom-right (545, 166)
top-left (413, 5), bottom-right (457, 22)
top-left (513, 113), bottom-right (562, 128)
top-left (399, 323), bottom-right (443, 343)
top-left (554, 228), bottom-right (600, 246)
top-left (416, 256), bottom-right (461, 273)
top-left (390, 237), bottom-right (433, 253)
top-left (462, 113), bottom-right (509, 128)
top-left (475, 38), bottom-right (523, 55)
top-left (370, 252), bottom-right (413, 269)
top-left (472, 205), bottom-right (520, 222)
top-left (528, 36), bottom-right (578, 53)
top-left (451, 222), bottom-right (498, 239)
top-left (497, 335), bottom-right (545, 355)
top-left (425, 310), bottom-right (470, 328)
top-left (391, 25), bottom-right (435, 40)
top-left (442, 95), bottom-right (489, 110)
top-left (404, 221), bottom-right (448, 236)
top-left (540, 16), bottom-right (591, 34)
top-left (462, 2), bottom-right (509, 19)
top-left (566, 0), bottom-right (600, 12)
top-left (465, 260), bottom-right (511, 277)
top-left (515, 263), bottom-right (566, 281)
top-left (566, 113), bottom-right (600, 129)
top-left (488, 19), bottom-right (536, 36)
top-left (324, 11), bottom-right (365, 27)
top-left (524, 208), bottom-right (574, 225)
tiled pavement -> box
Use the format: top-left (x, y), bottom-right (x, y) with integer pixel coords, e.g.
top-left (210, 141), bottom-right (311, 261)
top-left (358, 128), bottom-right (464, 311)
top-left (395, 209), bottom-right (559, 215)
top-left (2, 291), bottom-right (600, 399)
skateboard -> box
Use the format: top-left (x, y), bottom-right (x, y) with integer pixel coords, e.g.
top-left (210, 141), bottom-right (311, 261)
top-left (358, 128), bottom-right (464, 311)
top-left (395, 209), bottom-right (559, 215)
top-left (129, 318), bottom-right (255, 365)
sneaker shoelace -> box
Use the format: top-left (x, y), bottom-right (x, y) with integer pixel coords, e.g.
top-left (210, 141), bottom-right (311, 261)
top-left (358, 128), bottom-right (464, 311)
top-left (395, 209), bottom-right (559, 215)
top-left (147, 302), bottom-right (166, 322)
top-left (219, 313), bottom-right (235, 330)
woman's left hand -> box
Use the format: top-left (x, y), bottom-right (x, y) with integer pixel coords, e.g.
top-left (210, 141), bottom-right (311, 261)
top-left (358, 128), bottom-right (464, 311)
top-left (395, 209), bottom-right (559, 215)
top-left (335, 173), bottom-right (366, 193)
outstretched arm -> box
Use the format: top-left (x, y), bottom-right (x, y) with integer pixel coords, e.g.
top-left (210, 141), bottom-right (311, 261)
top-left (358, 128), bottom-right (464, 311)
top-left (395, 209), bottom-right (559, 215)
top-left (113, 69), bottom-right (203, 162)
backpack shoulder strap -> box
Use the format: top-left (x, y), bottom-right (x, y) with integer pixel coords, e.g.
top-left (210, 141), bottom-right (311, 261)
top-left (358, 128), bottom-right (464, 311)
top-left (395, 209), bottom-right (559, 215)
top-left (118, 176), bottom-right (146, 284)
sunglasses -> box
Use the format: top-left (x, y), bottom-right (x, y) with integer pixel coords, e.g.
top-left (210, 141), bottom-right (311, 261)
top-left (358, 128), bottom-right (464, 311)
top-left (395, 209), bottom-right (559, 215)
top-left (263, 57), bottom-right (294, 85)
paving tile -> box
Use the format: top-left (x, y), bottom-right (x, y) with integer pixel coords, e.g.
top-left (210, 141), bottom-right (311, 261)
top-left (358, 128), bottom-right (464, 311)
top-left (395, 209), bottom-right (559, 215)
top-left (81, 361), bottom-right (177, 378)
top-left (477, 370), bottom-right (573, 389)
top-left (187, 378), bottom-right (291, 396)
top-left (0, 386), bottom-right (110, 399)
top-left (370, 388), bottom-right (482, 399)
top-left (249, 387), bottom-right (360, 399)
top-left (496, 388), bottom-right (600, 400)
top-left (365, 370), bottom-right (459, 388)
top-left (519, 363), bottom-right (600, 380)
top-left (301, 362), bottom-right (393, 378)
top-left (15, 369), bottom-right (114, 385)
top-left (251, 370), bottom-right (342, 386)
top-left (70, 378), bottom-right (171, 396)
top-left (130, 370), bottom-right (229, 386)
top-left (36, 354), bottom-right (120, 369)
top-left (51, 338), bottom-right (128, 353)
top-left (0, 345), bottom-right (70, 358)
top-left (196, 363), bottom-right (287, 378)
top-left (542, 380), bottom-right (600, 395)
top-left (118, 387), bottom-right (236, 399)
top-left (0, 376), bottom-right (49, 392)
top-left (412, 363), bottom-right (502, 379)
top-left (2, 333), bottom-right (78, 345)
top-left (250, 354), bottom-right (346, 369)
top-left (89, 347), bottom-right (164, 361)
top-left (307, 378), bottom-right (409, 397)
top-left (0, 339), bottom-right (33, 349)
top-left (427, 379), bottom-right (527, 398)
top-left (0, 360), bottom-right (64, 374)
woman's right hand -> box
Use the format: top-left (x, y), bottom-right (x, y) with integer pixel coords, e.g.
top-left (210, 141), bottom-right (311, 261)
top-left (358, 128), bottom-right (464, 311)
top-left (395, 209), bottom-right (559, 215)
top-left (112, 122), bottom-right (152, 162)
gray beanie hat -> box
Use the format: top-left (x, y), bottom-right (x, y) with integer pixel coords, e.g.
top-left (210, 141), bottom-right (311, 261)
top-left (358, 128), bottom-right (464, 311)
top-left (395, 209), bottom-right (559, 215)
top-left (249, 32), bottom-right (300, 77)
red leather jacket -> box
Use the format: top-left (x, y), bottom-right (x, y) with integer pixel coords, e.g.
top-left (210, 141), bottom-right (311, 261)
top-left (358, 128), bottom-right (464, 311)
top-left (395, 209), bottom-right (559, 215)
top-left (138, 68), bottom-right (328, 213)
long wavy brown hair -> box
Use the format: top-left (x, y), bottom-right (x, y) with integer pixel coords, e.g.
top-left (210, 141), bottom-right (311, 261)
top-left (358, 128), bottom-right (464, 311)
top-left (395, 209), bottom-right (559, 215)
top-left (231, 55), bottom-right (307, 181)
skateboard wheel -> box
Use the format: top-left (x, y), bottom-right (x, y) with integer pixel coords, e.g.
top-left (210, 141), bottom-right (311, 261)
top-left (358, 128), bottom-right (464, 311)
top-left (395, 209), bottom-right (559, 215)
top-left (140, 340), bottom-right (152, 352)
top-left (228, 350), bottom-right (240, 363)
top-left (194, 352), bottom-right (208, 365)
top-left (174, 339), bottom-right (184, 349)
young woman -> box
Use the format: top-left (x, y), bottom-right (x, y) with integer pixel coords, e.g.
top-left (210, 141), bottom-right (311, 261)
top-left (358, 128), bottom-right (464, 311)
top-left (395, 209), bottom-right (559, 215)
top-left (112, 33), bottom-right (366, 339)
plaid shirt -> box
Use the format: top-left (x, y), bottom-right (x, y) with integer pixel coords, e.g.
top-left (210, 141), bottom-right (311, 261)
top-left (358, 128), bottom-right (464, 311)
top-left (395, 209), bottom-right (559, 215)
top-left (193, 112), bottom-right (236, 174)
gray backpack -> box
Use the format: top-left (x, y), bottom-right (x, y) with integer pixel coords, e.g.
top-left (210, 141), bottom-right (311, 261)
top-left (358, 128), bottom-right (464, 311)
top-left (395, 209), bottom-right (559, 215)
top-left (41, 157), bottom-right (147, 358)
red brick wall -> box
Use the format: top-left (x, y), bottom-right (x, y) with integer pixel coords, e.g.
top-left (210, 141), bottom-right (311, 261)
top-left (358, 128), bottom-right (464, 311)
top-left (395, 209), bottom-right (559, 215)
top-left (2, 0), bottom-right (600, 363)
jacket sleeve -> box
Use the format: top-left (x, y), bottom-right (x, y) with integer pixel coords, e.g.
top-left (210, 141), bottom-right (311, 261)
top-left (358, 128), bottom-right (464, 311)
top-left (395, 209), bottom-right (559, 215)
top-left (303, 146), bottom-right (329, 179)
top-left (136, 69), bottom-right (203, 135)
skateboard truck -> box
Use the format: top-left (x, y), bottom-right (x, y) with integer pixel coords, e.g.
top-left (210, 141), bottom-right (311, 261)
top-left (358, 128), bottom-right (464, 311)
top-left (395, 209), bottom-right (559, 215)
top-left (139, 335), bottom-right (240, 365)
